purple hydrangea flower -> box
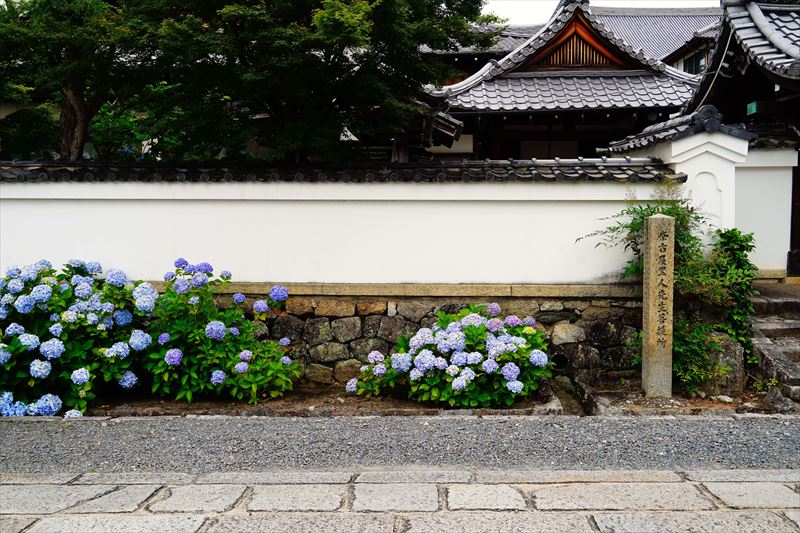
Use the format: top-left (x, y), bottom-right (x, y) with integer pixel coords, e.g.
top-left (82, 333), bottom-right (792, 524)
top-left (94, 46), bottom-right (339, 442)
top-left (450, 351), bottom-right (467, 366)
top-left (229, 327), bottom-right (240, 336)
top-left (174, 257), bottom-right (188, 268)
top-left (158, 333), bottom-right (170, 345)
top-left (239, 350), bottom-right (252, 361)
top-left (505, 315), bottom-right (522, 327)
top-left (183, 264), bottom-right (196, 274)
top-left (409, 328), bottom-right (435, 351)
top-left (482, 359), bottom-right (499, 373)
top-left (232, 293), bottom-right (246, 304)
top-left (373, 363), bottom-right (387, 376)
top-left (460, 313), bottom-right (487, 328)
top-left (105, 269), bottom-right (128, 287)
top-left (71, 368), bottom-right (90, 385)
top-left (506, 380), bottom-right (524, 394)
top-left (452, 376), bottom-right (468, 390)
top-left (434, 357), bottom-right (448, 370)
top-left (486, 318), bottom-right (503, 332)
top-left (205, 321), bottom-right (226, 340)
top-left (210, 370), bottom-right (226, 385)
top-left (409, 368), bottom-right (423, 381)
top-left (486, 302), bottom-right (502, 317)
top-left (173, 279), bottom-right (191, 294)
top-left (119, 371), bottom-right (138, 389)
top-left (188, 296), bottom-right (199, 305)
top-left (196, 262), bottom-right (213, 274)
top-left (49, 323), bottom-right (63, 337)
top-left (164, 348), bottom-right (183, 366)
top-left (253, 300), bottom-right (269, 313)
top-left (345, 378), bottom-right (358, 393)
top-left (30, 359), bottom-right (51, 379)
top-left (191, 272), bottom-right (209, 288)
top-left (522, 316), bottom-right (536, 326)
top-left (269, 285), bottom-right (289, 302)
top-left (413, 349), bottom-right (436, 372)
top-left (164, 271), bottom-right (176, 281)
top-left (367, 350), bottom-right (384, 364)
top-left (467, 352), bottom-right (483, 365)
top-left (40, 338), bottom-right (65, 360)
top-left (5, 323), bottom-right (24, 336)
top-left (390, 353), bottom-right (412, 373)
top-left (221, 270), bottom-right (232, 277)
top-left (501, 362), bottom-right (520, 381)
top-left (106, 342), bottom-right (130, 359)
top-left (279, 337), bottom-right (291, 346)
top-left (234, 361), bottom-right (249, 374)
top-left (129, 330), bottom-right (152, 351)
top-left (280, 356), bottom-right (292, 365)
top-left (460, 367), bottom-right (476, 381)
top-left (18, 333), bottom-right (39, 351)
top-left (529, 349), bottom-right (548, 367)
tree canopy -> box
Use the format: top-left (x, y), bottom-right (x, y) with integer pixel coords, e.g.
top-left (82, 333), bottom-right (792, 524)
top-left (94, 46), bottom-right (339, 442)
top-left (0, 0), bottom-right (498, 161)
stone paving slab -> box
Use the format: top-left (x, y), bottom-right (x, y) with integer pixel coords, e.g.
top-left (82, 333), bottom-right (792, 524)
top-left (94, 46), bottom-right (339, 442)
top-left (209, 513), bottom-right (395, 533)
top-left (65, 485), bottom-right (160, 513)
top-left (685, 469), bottom-right (800, 482)
top-left (402, 511), bottom-right (595, 533)
top-left (248, 484), bottom-right (345, 512)
top-left (352, 483), bottom-right (439, 512)
top-left (477, 469), bottom-right (682, 484)
top-left (0, 484), bottom-right (115, 514)
top-left (593, 511), bottom-right (797, 533)
top-left (522, 482), bottom-right (715, 511)
top-left (785, 509), bottom-right (800, 528)
top-left (357, 470), bottom-right (471, 483)
top-left (25, 514), bottom-right (207, 533)
top-left (0, 516), bottom-right (36, 533)
top-left (0, 472), bottom-right (79, 485)
top-left (74, 472), bottom-right (196, 484)
top-left (704, 482), bottom-right (800, 509)
top-left (196, 471), bottom-right (352, 484)
top-left (149, 485), bottom-right (246, 513)
top-left (447, 484), bottom-right (526, 510)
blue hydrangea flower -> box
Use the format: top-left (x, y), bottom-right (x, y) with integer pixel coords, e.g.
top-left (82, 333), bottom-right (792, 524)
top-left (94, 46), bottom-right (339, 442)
top-left (210, 370), bottom-right (226, 385)
top-left (345, 378), bottom-right (358, 393)
top-left (506, 380), bottom-right (524, 394)
top-left (71, 368), bottom-right (90, 385)
top-left (48, 323), bottom-right (63, 337)
top-left (232, 293), bottom-right (246, 304)
top-left (30, 284), bottom-right (53, 303)
top-left (452, 376), bottom-right (468, 390)
top-left (529, 349), bottom-right (548, 367)
top-left (390, 353), bottom-right (412, 373)
top-left (71, 274), bottom-right (93, 286)
top-left (481, 359), bottom-right (498, 374)
top-left (174, 257), bottom-right (188, 268)
top-left (280, 356), bottom-right (292, 365)
top-left (522, 316), bottom-right (536, 326)
top-left (20, 265), bottom-right (39, 281)
top-left (73, 282), bottom-right (93, 300)
top-left (5, 265), bottom-right (21, 278)
top-left (86, 313), bottom-right (99, 325)
top-left (183, 264), bottom-right (196, 274)
top-left (105, 269), bottom-right (128, 287)
top-left (221, 270), bottom-right (232, 277)
top-left (129, 330), bottom-right (152, 351)
top-left (118, 371), bottom-right (138, 389)
top-left (234, 361), bottom-right (249, 374)
top-left (239, 350), bottom-right (252, 361)
top-left (40, 338), bottom-right (65, 360)
top-left (253, 300), bottom-right (269, 313)
top-left (173, 279), bottom-right (191, 294)
top-left (229, 327), bottom-right (239, 336)
top-left (467, 352), bottom-right (483, 365)
top-left (114, 310), bottom-right (133, 326)
top-left (409, 368), bottom-right (423, 381)
top-left (373, 363), bottom-right (387, 376)
top-left (30, 359), bottom-right (51, 379)
top-left (164, 271), bottom-right (176, 281)
top-left (487, 318), bottom-right (503, 332)
top-left (106, 342), bottom-right (130, 359)
top-left (269, 285), bottom-right (288, 302)
top-left (409, 328), bottom-right (434, 351)
top-left (5, 323), bottom-right (24, 336)
top-left (205, 321), bottom-right (226, 340)
top-left (413, 349), bottom-right (436, 372)
top-left (36, 259), bottom-right (53, 270)
top-left (1, 294), bottom-right (14, 305)
top-left (13, 295), bottom-right (35, 314)
top-left (64, 409), bottom-right (83, 419)
top-left (59, 283), bottom-right (69, 293)
top-left (501, 362), bottom-right (520, 381)
top-left (67, 259), bottom-right (86, 269)
top-left (460, 313), bottom-right (487, 327)
top-left (188, 296), bottom-right (199, 305)
top-left (446, 365), bottom-right (460, 376)
top-left (450, 351), bottom-right (468, 367)
top-left (196, 262), bottom-right (213, 274)
top-left (18, 333), bottom-right (40, 351)
top-left (191, 272), bottom-right (209, 288)
top-left (486, 303), bottom-right (502, 317)
top-left (0, 394), bottom-right (28, 416)
top-left (460, 367), bottom-right (476, 381)
top-left (157, 333), bottom-right (170, 345)
top-left (7, 278), bottom-right (24, 294)
top-left (0, 306), bottom-right (7, 320)
top-left (164, 349), bottom-right (183, 366)
top-left (505, 315), bottom-right (522, 327)
top-left (62, 310), bottom-right (78, 323)
top-left (0, 346), bottom-right (11, 365)
top-left (434, 357), bottom-right (448, 370)
top-left (367, 351), bottom-right (385, 364)
top-left (86, 261), bottom-right (102, 274)
top-left (135, 294), bottom-right (156, 313)
top-left (100, 317), bottom-right (113, 330)
top-left (279, 337), bottom-right (291, 346)
top-left (101, 302), bottom-right (115, 313)
top-left (33, 394), bottom-right (61, 416)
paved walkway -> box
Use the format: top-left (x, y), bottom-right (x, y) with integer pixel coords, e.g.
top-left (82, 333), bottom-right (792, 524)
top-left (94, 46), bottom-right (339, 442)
top-left (1, 469), bottom-right (799, 532)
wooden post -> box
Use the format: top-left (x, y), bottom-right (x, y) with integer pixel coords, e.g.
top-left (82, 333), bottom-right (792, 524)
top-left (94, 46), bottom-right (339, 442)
top-left (642, 214), bottom-right (675, 398)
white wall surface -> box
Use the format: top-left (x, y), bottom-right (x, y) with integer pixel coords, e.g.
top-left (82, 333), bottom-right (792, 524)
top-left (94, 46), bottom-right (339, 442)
top-left (0, 180), bottom-right (663, 284)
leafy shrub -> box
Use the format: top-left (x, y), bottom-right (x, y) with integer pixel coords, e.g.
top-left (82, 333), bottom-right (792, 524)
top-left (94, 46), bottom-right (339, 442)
top-left (143, 259), bottom-right (300, 404)
top-left (1, 259), bottom-right (154, 414)
top-left (347, 304), bottom-right (552, 407)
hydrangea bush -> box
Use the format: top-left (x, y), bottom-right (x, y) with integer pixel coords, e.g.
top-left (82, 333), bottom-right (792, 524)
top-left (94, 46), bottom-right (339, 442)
top-left (143, 259), bottom-right (300, 403)
top-left (0, 259), bottom-right (154, 414)
top-left (347, 304), bottom-right (552, 407)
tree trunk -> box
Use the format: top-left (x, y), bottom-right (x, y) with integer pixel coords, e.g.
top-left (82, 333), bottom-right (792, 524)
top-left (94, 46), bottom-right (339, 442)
top-left (59, 87), bottom-right (90, 161)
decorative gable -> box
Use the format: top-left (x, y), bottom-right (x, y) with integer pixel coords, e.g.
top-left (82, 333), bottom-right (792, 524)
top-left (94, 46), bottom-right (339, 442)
top-left (519, 11), bottom-right (633, 70)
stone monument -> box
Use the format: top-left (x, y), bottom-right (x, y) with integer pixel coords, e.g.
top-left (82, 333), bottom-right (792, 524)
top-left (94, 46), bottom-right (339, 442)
top-left (642, 214), bottom-right (674, 397)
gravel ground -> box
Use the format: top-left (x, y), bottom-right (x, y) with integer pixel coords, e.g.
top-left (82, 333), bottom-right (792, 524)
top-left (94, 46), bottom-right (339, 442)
top-left (1, 415), bottom-right (798, 472)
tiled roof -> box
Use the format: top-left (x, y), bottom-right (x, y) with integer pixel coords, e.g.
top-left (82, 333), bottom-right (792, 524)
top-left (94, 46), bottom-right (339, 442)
top-left (0, 159), bottom-right (686, 184)
top-left (448, 72), bottom-right (695, 112)
top-left (606, 105), bottom-right (756, 153)
top-left (430, 0), bottom-right (700, 112)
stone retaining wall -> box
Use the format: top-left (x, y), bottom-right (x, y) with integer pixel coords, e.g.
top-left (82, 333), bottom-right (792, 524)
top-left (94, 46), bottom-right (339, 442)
top-left (236, 295), bottom-right (643, 385)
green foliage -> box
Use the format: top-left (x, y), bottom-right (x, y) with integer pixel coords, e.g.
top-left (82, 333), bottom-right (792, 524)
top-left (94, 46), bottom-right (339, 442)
top-left (0, 105), bottom-right (59, 159)
top-left (355, 304), bottom-right (552, 408)
top-left (143, 268), bottom-right (300, 404)
top-left (671, 320), bottom-right (729, 394)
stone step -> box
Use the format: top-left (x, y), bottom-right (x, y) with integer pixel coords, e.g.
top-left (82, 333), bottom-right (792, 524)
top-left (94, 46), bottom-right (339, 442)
top-left (751, 283), bottom-right (800, 315)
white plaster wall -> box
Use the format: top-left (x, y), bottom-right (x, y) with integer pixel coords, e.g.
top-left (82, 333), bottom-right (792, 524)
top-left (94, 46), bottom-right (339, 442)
top-left (0, 181), bottom-right (662, 284)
